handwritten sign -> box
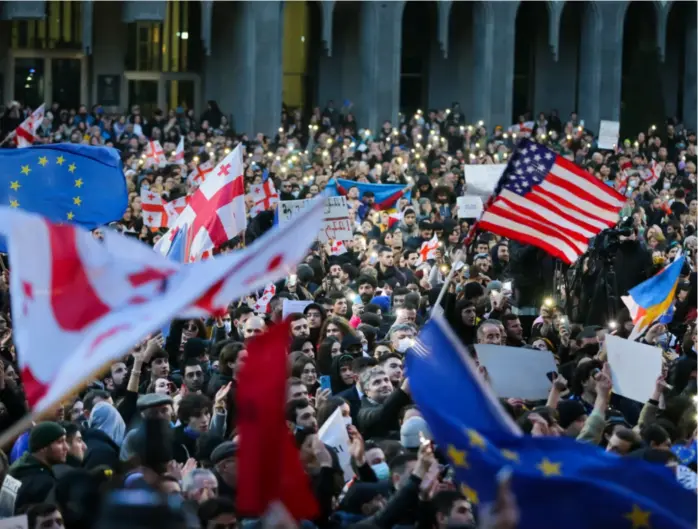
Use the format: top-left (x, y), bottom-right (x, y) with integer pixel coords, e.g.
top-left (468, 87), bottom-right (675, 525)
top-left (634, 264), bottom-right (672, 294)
top-left (598, 120), bottom-right (620, 150)
top-left (279, 197), bottom-right (352, 242)
top-left (457, 196), bottom-right (484, 219)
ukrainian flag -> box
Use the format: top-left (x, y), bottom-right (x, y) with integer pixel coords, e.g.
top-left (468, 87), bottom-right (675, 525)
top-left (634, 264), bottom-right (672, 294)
top-left (622, 254), bottom-right (685, 340)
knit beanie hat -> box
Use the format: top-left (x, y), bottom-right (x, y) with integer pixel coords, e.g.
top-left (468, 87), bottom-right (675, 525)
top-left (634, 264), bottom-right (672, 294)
top-left (29, 421), bottom-right (66, 453)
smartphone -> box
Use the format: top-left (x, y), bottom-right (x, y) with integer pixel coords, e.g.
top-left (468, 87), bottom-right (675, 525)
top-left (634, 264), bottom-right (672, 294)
top-left (319, 375), bottom-right (332, 392)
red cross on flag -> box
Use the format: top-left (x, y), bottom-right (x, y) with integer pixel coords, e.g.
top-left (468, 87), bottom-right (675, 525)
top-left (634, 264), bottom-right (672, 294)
top-left (248, 180), bottom-right (279, 218)
top-left (329, 240), bottom-right (347, 256)
top-left (14, 104), bottom-right (45, 148)
top-left (140, 189), bottom-right (188, 229)
top-left (145, 140), bottom-right (167, 168)
top-left (163, 196), bottom-right (188, 227)
top-left (252, 283), bottom-right (276, 313)
top-left (0, 196), bottom-right (326, 415)
top-left (174, 136), bottom-right (185, 165)
top-left (189, 160), bottom-right (214, 185)
top-left (155, 145), bottom-right (247, 262)
top-left (417, 235), bottom-right (439, 264)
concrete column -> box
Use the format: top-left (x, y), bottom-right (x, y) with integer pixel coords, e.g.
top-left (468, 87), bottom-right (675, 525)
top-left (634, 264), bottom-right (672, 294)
top-left (321, 0), bottom-right (334, 57)
top-left (577, 2), bottom-right (602, 132)
top-left (487, 2), bottom-right (517, 127)
top-left (358, 1), bottom-right (403, 132)
top-left (251, 1), bottom-right (284, 137)
top-left (201, 0), bottom-right (213, 56)
top-left (596, 2), bottom-right (626, 127)
top-left (91, 2), bottom-right (127, 109)
top-left (82, 0), bottom-right (94, 55)
top-left (660, 25), bottom-right (681, 119)
top-left (684, 17), bottom-right (697, 130)
top-left (534, 6), bottom-right (579, 118)
top-left (317, 3), bottom-right (361, 112)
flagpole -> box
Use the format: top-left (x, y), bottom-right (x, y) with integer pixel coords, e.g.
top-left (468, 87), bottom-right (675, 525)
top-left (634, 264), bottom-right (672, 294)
top-left (431, 250), bottom-right (464, 316)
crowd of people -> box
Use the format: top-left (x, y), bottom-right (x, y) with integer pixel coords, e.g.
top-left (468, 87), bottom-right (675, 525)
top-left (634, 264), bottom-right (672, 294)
top-left (0, 98), bottom-right (695, 529)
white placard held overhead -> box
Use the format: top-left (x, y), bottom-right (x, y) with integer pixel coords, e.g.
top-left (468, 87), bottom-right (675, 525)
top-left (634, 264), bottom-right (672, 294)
top-left (463, 164), bottom-right (506, 198)
top-left (0, 515), bottom-right (27, 529)
top-left (474, 344), bottom-right (558, 400)
top-left (282, 299), bottom-right (312, 320)
top-left (606, 334), bottom-right (663, 403)
top-left (598, 120), bottom-right (620, 150)
top-left (317, 407), bottom-right (353, 482)
top-left (457, 196), bottom-right (484, 219)
top-left (279, 196), bottom-right (352, 242)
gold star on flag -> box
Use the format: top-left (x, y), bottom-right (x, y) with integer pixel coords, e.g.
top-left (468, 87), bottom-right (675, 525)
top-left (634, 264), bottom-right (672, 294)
top-left (67, 211), bottom-right (75, 221)
top-left (9, 181), bottom-right (20, 191)
top-left (38, 156), bottom-right (48, 167)
top-left (447, 445), bottom-right (469, 468)
top-left (20, 165), bottom-right (31, 175)
top-left (500, 449), bottom-right (520, 463)
top-left (536, 458), bottom-right (562, 477)
top-left (73, 196), bottom-right (82, 206)
top-left (56, 155), bottom-right (65, 165)
top-left (68, 163), bottom-right (77, 173)
top-left (624, 505), bottom-right (651, 529)
top-left (466, 429), bottom-right (486, 450)
top-left (74, 178), bottom-right (83, 188)
top-left (9, 199), bottom-right (19, 208)
top-left (460, 483), bottom-right (479, 505)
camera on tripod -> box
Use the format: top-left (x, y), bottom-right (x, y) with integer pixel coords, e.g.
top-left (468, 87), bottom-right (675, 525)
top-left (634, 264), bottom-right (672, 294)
top-left (595, 226), bottom-right (633, 257)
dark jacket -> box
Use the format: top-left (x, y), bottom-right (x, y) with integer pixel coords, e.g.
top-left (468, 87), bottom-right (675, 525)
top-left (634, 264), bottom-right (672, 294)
top-left (83, 428), bottom-right (121, 471)
top-left (206, 371), bottom-right (232, 399)
top-left (357, 389), bottom-right (411, 440)
top-left (337, 386), bottom-right (362, 424)
top-left (8, 453), bottom-right (56, 513)
top-left (172, 425), bottom-right (199, 463)
top-left (52, 453), bottom-right (83, 479)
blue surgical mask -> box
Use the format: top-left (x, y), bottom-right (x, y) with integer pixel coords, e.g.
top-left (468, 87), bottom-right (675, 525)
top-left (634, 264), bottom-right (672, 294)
top-left (371, 462), bottom-right (390, 480)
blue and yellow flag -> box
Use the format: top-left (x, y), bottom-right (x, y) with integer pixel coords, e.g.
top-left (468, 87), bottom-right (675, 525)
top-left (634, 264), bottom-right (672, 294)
top-left (622, 254), bottom-right (686, 339)
top-left (406, 315), bottom-right (696, 529)
top-left (0, 144), bottom-right (127, 249)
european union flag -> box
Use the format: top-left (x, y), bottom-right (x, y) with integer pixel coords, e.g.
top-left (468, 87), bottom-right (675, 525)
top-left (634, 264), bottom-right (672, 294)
top-left (406, 315), bottom-right (696, 529)
top-left (0, 144), bottom-right (127, 249)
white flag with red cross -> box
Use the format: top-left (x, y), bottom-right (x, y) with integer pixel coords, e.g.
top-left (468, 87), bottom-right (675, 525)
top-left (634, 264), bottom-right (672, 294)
top-left (417, 235), bottom-right (439, 264)
top-left (174, 136), bottom-right (185, 165)
top-left (0, 196), bottom-right (326, 415)
top-left (163, 196), bottom-right (188, 227)
top-left (251, 283), bottom-right (276, 313)
top-left (145, 140), bottom-right (167, 168)
top-left (248, 180), bottom-right (279, 217)
top-left (14, 104), bottom-right (45, 148)
top-left (155, 145), bottom-right (247, 262)
top-left (329, 240), bottom-right (347, 256)
top-left (189, 160), bottom-right (214, 185)
top-left (140, 189), bottom-right (188, 229)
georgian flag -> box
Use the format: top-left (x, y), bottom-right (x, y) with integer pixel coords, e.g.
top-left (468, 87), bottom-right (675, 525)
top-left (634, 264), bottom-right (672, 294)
top-left (329, 240), bottom-right (347, 256)
top-left (140, 189), bottom-right (188, 229)
top-left (252, 283), bottom-right (276, 313)
top-left (0, 196), bottom-right (326, 415)
top-left (249, 180), bottom-right (279, 217)
top-left (145, 140), bottom-right (167, 168)
top-left (174, 136), bottom-right (185, 165)
top-left (417, 235), bottom-right (439, 264)
top-left (189, 160), bottom-right (214, 185)
top-left (14, 104), bottom-right (45, 148)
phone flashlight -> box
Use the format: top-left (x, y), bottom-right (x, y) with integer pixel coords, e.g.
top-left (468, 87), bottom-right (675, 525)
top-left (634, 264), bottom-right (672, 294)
top-left (503, 281), bottom-right (512, 290)
top-left (608, 320), bottom-right (617, 330)
top-left (288, 274), bottom-right (297, 287)
top-left (544, 297), bottom-right (554, 308)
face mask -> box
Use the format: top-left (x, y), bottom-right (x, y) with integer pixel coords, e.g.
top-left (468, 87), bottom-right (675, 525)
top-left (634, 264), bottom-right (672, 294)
top-left (223, 321), bottom-right (232, 334)
top-left (396, 338), bottom-right (412, 353)
top-left (342, 416), bottom-right (353, 427)
top-left (291, 191), bottom-right (300, 198)
top-left (371, 462), bottom-right (390, 481)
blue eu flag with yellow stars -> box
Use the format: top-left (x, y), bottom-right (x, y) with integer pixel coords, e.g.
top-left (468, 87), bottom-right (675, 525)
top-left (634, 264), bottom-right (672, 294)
top-left (406, 315), bottom-right (697, 529)
top-left (0, 144), bottom-right (127, 249)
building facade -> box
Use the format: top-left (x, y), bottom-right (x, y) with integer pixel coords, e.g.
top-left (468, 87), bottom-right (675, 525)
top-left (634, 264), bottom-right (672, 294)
top-left (0, 0), bottom-right (695, 138)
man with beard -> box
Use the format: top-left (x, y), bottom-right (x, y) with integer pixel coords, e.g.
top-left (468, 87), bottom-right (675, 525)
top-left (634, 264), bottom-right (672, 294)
top-left (357, 276), bottom-right (377, 304)
top-left (376, 246), bottom-right (406, 285)
top-left (501, 313), bottom-right (525, 346)
top-left (357, 367), bottom-right (411, 440)
top-left (183, 359), bottom-right (205, 394)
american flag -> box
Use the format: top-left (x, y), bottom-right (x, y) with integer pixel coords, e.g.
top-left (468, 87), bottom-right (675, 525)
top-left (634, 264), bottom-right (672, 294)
top-left (475, 139), bottom-right (625, 264)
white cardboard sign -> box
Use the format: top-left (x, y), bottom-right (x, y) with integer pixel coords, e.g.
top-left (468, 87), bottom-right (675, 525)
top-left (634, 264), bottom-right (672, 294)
top-left (598, 120), bottom-right (620, 150)
top-left (279, 196), bottom-right (352, 242)
top-left (318, 407), bottom-right (353, 482)
top-left (474, 344), bottom-right (558, 400)
top-left (463, 164), bottom-right (506, 198)
top-left (457, 196), bottom-right (484, 219)
top-left (606, 334), bottom-right (662, 403)
top-left (282, 299), bottom-right (312, 320)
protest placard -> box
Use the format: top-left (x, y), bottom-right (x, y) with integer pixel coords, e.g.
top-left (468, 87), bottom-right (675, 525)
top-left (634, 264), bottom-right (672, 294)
top-left (598, 120), bottom-right (620, 150)
top-left (279, 196), bottom-right (352, 242)
top-left (282, 299), bottom-right (312, 320)
top-left (317, 407), bottom-right (353, 481)
top-left (463, 164), bottom-right (506, 197)
top-left (606, 334), bottom-right (662, 403)
top-left (457, 196), bottom-right (484, 219)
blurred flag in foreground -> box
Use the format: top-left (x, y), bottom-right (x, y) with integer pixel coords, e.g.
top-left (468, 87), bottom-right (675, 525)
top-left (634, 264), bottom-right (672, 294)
top-left (471, 139), bottom-right (625, 263)
top-left (622, 254), bottom-right (686, 340)
top-left (406, 315), bottom-right (696, 529)
top-left (0, 196), bottom-right (325, 415)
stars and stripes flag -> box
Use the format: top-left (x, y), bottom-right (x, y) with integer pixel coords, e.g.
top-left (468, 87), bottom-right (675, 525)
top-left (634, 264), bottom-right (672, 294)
top-left (472, 138), bottom-right (625, 264)
top-left (140, 188), bottom-right (188, 229)
top-left (174, 136), bottom-right (185, 165)
top-left (14, 104), bottom-right (45, 148)
top-left (145, 140), bottom-right (167, 169)
top-left (248, 180), bottom-right (279, 217)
